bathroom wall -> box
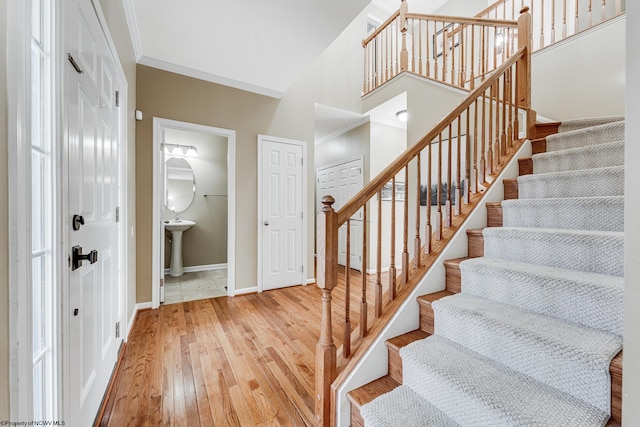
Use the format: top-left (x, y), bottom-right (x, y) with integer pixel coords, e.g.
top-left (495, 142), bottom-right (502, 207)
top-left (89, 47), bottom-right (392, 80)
top-left (163, 128), bottom-right (228, 269)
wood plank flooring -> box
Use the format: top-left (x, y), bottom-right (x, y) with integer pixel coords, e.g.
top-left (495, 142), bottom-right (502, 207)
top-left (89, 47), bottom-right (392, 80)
top-left (99, 272), bottom-right (388, 427)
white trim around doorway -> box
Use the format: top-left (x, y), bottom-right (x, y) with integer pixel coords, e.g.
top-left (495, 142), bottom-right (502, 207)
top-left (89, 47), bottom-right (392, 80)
top-left (152, 118), bottom-right (236, 308)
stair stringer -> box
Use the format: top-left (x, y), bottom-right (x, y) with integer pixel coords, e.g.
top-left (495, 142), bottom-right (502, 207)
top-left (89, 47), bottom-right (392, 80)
top-left (335, 140), bottom-right (533, 427)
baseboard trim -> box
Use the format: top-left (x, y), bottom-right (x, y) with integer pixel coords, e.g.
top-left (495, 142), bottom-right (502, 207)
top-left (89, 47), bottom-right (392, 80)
top-left (234, 286), bottom-right (258, 296)
top-left (127, 302), bottom-right (152, 340)
top-left (306, 278), bottom-right (316, 285)
top-left (94, 341), bottom-right (127, 427)
top-left (164, 263), bottom-right (228, 275)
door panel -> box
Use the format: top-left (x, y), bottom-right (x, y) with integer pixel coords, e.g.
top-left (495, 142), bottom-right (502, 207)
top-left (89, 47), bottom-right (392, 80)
top-left (261, 139), bottom-right (304, 290)
top-left (65, 0), bottom-right (121, 424)
top-left (317, 158), bottom-right (364, 271)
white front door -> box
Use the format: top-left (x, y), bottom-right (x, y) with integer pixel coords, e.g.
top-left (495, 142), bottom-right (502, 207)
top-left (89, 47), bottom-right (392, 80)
top-left (317, 158), bottom-right (364, 271)
top-left (260, 137), bottom-right (305, 291)
top-left (65, 0), bottom-right (122, 424)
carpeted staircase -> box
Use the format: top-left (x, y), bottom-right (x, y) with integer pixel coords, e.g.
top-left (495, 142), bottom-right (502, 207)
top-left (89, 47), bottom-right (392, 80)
top-left (349, 117), bottom-right (625, 426)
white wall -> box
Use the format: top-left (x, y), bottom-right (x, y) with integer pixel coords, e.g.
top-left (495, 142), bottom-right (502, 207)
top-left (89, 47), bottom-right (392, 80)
top-left (531, 16), bottom-right (625, 120)
top-left (623, 2), bottom-right (639, 424)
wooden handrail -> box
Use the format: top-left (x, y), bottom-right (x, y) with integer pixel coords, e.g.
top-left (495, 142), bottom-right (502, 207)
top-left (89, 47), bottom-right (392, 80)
top-left (362, 10), bottom-right (401, 46)
top-left (318, 9), bottom-right (533, 425)
top-left (339, 46), bottom-right (525, 225)
top-left (405, 13), bottom-right (517, 27)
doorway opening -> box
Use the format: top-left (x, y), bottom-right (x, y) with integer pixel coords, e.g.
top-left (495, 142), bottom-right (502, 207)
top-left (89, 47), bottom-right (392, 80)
top-left (152, 118), bottom-right (236, 307)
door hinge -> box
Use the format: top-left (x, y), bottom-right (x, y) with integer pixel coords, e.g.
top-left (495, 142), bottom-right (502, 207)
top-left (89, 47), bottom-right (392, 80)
top-left (301, 266), bottom-right (304, 273)
top-left (301, 157), bottom-right (304, 165)
top-left (301, 212), bottom-right (304, 219)
top-left (115, 206), bottom-right (120, 223)
top-left (160, 278), bottom-right (164, 288)
top-left (115, 90), bottom-right (120, 107)
top-left (115, 322), bottom-right (121, 338)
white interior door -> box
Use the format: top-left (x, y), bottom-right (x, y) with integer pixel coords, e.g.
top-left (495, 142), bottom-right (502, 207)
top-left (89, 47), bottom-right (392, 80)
top-left (317, 158), bottom-right (364, 271)
top-left (260, 137), bottom-right (305, 291)
top-left (65, 0), bottom-right (122, 424)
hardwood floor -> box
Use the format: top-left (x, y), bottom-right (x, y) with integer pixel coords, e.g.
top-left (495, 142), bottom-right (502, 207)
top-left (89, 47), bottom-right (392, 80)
top-left (99, 272), bottom-right (388, 427)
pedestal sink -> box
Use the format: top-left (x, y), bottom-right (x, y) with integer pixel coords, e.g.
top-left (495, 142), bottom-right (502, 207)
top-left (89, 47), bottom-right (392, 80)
top-left (164, 219), bottom-right (196, 277)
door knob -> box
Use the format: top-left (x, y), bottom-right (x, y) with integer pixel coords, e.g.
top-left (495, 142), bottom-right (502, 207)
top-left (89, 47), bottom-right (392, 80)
top-left (264, 221), bottom-right (269, 226)
top-left (72, 245), bottom-right (98, 270)
top-left (72, 214), bottom-right (85, 231)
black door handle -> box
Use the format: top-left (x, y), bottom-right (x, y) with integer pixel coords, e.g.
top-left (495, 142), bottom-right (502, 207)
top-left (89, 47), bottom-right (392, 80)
top-left (72, 245), bottom-right (98, 270)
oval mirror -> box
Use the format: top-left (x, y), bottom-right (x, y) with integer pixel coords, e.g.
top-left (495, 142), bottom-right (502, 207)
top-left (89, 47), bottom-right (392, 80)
top-left (165, 157), bottom-right (196, 213)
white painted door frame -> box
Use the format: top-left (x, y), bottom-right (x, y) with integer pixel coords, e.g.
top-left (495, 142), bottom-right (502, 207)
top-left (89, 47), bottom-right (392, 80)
top-left (257, 135), bottom-right (308, 292)
top-left (7, 0), bottom-right (130, 421)
top-left (152, 118), bottom-right (237, 308)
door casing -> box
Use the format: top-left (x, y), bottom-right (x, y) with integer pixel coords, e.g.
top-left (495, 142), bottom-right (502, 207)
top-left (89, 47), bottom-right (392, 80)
top-left (152, 118), bottom-right (237, 307)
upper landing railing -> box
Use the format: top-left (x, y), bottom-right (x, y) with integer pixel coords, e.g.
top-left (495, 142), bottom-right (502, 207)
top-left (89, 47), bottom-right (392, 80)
top-left (363, 0), bottom-right (624, 95)
top-left (477, 0), bottom-right (624, 52)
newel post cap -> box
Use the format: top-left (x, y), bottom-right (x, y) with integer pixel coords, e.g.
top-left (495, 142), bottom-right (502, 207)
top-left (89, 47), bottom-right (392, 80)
top-left (321, 195), bottom-right (335, 211)
top-left (520, 6), bottom-right (530, 14)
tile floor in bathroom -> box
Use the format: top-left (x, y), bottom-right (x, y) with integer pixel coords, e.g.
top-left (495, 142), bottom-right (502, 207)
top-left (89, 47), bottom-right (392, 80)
top-left (163, 268), bottom-right (227, 305)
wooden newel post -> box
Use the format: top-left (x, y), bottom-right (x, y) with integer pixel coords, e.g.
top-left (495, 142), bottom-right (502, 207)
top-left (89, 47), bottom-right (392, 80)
top-left (400, 0), bottom-right (409, 71)
top-left (516, 7), bottom-right (533, 139)
top-left (315, 195), bottom-right (338, 426)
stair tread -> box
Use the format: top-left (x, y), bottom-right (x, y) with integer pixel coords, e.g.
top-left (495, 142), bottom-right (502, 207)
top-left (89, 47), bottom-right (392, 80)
top-left (483, 226), bottom-right (624, 276)
top-left (432, 293), bottom-right (622, 412)
top-left (461, 256), bottom-right (624, 286)
top-left (347, 375), bottom-right (399, 408)
top-left (519, 164), bottom-right (624, 180)
top-left (517, 165), bottom-right (624, 200)
top-left (501, 194), bottom-right (625, 231)
top-left (416, 290), bottom-right (453, 305)
top-left (532, 140), bottom-right (624, 174)
top-left (386, 329), bottom-right (429, 352)
top-left (401, 335), bottom-right (610, 426)
top-left (466, 228), bottom-right (484, 235)
top-left (360, 385), bottom-right (459, 427)
top-left (443, 257), bottom-right (468, 267)
top-left (459, 257), bottom-right (624, 336)
top-left (546, 121), bottom-right (625, 152)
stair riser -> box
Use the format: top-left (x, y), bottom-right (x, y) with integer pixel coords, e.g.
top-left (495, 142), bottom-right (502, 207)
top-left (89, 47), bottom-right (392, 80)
top-left (503, 179), bottom-right (518, 200)
top-left (459, 261), bottom-right (624, 336)
top-left (534, 123), bottom-right (560, 139)
top-left (467, 230), bottom-right (484, 258)
top-left (444, 263), bottom-right (462, 294)
top-left (518, 158), bottom-right (533, 176)
top-left (531, 138), bottom-right (547, 154)
top-left (351, 408), bottom-right (365, 427)
top-left (486, 203), bottom-right (503, 227)
top-left (483, 229), bottom-right (624, 276)
top-left (502, 198), bottom-right (624, 232)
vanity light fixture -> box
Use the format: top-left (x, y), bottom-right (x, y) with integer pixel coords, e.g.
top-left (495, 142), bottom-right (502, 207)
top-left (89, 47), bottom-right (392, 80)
top-left (396, 109), bottom-right (408, 123)
top-left (164, 143), bottom-right (198, 157)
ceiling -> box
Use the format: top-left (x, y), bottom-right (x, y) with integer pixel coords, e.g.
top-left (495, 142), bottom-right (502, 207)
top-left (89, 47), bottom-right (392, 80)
top-left (315, 92), bottom-right (407, 143)
top-left (124, 0), bottom-right (374, 97)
